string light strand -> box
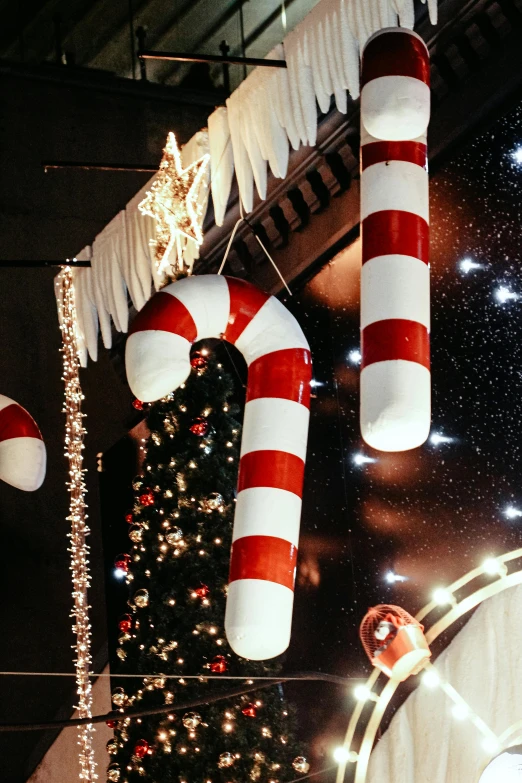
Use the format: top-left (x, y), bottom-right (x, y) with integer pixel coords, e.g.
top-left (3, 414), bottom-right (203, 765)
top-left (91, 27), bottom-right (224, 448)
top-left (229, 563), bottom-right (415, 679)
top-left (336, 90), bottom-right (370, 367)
top-left (59, 267), bottom-right (97, 782)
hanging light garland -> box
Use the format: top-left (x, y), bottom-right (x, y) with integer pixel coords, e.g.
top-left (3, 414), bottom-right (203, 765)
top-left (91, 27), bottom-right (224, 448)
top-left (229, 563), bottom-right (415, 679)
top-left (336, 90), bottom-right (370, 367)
top-left (59, 267), bottom-right (97, 782)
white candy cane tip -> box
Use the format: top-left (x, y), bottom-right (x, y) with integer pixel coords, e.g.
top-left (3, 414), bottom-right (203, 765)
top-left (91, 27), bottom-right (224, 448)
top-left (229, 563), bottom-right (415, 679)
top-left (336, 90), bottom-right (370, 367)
top-left (361, 362), bottom-right (431, 452)
top-left (225, 580), bottom-right (293, 659)
top-left (125, 331), bottom-right (192, 402)
top-left (0, 438), bottom-right (47, 491)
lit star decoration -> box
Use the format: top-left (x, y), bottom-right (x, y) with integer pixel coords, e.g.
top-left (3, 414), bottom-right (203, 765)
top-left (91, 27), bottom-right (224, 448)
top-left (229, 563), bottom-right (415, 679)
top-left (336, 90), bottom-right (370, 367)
top-left (139, 132), bottom-right (209, 275)
top-left (58, 267), bottom-right (97, 782)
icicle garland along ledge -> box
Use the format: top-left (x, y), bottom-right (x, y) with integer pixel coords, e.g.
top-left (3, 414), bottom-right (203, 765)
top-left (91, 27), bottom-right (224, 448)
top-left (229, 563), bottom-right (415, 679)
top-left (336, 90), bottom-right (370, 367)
top-left (59, 267), bottom-right (97, 782)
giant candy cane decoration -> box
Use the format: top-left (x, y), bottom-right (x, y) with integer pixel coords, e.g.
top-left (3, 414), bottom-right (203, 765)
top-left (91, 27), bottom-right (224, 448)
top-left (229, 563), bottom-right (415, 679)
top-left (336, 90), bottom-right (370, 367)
top-left (126, 275), bottom-right (311, 660)
top-left (360, 29), bottom-right (431, 452)
top-left (0, 394), bottom-right (46, 491)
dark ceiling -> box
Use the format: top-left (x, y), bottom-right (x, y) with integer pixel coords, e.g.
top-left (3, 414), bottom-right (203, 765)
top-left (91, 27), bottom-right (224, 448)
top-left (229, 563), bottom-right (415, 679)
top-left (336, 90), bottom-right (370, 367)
top-left (0, 0), bottom-right (318, 91)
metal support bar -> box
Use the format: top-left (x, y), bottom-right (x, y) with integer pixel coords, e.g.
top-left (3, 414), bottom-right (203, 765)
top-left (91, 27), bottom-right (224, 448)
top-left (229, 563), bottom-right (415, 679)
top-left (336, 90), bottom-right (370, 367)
top-left (43, 161), bottom-right (157, 173)
top-left (138, 49), bottom-right (287, 68)
top-left (0, 261), bottom-right (91, 268)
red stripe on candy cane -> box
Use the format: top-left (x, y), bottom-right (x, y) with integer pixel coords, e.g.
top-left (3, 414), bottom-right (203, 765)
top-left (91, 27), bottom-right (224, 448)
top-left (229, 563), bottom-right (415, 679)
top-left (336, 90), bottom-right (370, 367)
top-left (128, 291), bottom-right (197, 341)
top-left (246, 349), bottom-right (312, 407)
top-left (362, 211), bottom-right (429, 266)
top-left (238, 450), bottom-right (305, 497)
top-left (223, 277), bottom-right (270, 344)
top-left (361, 31), bottom-right (430, 87)
top-left (362, 319), bottom-right (430, 370)
top-left (361, 140), bottom-right (427, 171)
top-left (0, 404), bottom-right (43, 442)
top-left (229, 535), bottom-right (297, 590)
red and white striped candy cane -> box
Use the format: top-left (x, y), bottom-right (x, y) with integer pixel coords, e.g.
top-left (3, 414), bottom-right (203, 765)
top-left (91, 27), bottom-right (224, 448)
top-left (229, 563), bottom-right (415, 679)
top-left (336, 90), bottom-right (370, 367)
top-left (126, 275), bottom-right (311, 660)
top-left (360, 29), bottom-right (431, 452)
top-left (0, 394), bottom-right (46, 491)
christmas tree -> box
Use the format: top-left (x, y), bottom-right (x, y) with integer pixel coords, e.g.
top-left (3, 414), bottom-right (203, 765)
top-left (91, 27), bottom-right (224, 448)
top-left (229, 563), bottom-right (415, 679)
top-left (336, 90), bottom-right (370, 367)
top-left (107, 345), bottom-right (309, 783)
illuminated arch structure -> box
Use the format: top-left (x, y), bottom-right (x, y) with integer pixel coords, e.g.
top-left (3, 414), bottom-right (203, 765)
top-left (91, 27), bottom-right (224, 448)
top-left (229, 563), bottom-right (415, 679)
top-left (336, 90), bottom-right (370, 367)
top-left (335, 548), bottom-right (522, 783)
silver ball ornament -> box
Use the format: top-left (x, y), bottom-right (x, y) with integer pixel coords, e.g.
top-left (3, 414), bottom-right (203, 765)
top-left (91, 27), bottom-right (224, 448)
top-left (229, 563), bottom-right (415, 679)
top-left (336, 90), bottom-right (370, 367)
top-left (182, 711), bottom-right (202, 729)
top-left (165, 527), bottom-right (183, 544)
top-left (218, 751), bottom-right (235, 768)
top-left (111, 687), bottom-right (127, 707)
top-left (293, 756), bottom-right (310, 774)
top-left (134, 589), bottom-right (149, 608)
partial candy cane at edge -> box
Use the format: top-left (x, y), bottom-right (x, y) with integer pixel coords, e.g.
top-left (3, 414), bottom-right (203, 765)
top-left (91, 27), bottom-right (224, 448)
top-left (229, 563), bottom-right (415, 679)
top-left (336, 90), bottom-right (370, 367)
top-left (0, 395), bottom-right (46, 491)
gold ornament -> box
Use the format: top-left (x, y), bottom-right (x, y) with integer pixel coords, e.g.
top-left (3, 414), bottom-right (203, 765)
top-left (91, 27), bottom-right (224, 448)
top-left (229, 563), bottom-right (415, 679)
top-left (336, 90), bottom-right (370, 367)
top-left (139, 132), bottom-right (209, 273)
top-left (129, 525), bottom-right (143, 543)
top-left (182, 711), bottom-right (202, 729)
top-left (132, 477), bottom-right (144, 491)
top-left (292, 757), bottom-right (310, 774)
top-left (250, 765), bottom-right (262, 781)
top-left (165, 691), bottom-right (175, 704)
top-left (118, 633), bottom-right (131, 645)
top-left (166, 527), bottom-right (183, 544)
top-left (112, 687), bottom-right (127, 707)
top-left (200, 492), bottom-right (225, 513)
top-left (154, 676), bottom-right (166, 689)
top-left (254, 752), bottom-right (266, 763)
top-left (134, 589), bottom-right (149, 608)
top-left (106, 739), bottom-right (118, 756)
top-left (107, 763), bottom-right (121, 782)
top-left (116, 647), bottom-right (127, 661)
top-left (218, 752), bottom-right (235, 768)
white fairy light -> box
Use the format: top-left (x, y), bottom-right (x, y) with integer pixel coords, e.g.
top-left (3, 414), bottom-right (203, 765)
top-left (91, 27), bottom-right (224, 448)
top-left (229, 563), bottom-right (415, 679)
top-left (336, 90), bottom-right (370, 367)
top-left (504, 505), bottom-right (522, 519)
top-left (114, 568), bottom-right (127, 580)
top-left (422, 669), bottom-right (440, 688)
top-left (433, 587), bottom-right (455, 606)
top-left (482, 557), bottom-right (506, 576)
top-left (59, 268), bottom-right (97, 782)
top-left (452, 703), bottom-right (469, 720)
top-left (310, 379), bottom-right (324, 388)
top-left (333, 747), bottom-right (354, 763)
top-left (353, 685), bottom-right (373, 702)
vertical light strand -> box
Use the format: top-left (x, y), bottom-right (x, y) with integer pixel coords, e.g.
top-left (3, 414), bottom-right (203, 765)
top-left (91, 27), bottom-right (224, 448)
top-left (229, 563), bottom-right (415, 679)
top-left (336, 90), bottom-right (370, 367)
top-left (59, 267), bottom-right (97, 782)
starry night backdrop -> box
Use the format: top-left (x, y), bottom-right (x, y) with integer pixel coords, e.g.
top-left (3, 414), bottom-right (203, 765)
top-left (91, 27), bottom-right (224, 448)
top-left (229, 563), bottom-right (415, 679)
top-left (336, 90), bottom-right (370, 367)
top-left (105, 102), bottom-right (522, 776)
top-left (275, 101), bottom-right (522, 764)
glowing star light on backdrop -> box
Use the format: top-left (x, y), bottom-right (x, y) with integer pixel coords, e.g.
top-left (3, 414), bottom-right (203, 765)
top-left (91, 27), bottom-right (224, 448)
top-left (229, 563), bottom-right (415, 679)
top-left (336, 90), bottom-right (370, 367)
top-left (138, 132), bottom-right (210, 275)
top-left (125, 274), bottom-right (312, 660)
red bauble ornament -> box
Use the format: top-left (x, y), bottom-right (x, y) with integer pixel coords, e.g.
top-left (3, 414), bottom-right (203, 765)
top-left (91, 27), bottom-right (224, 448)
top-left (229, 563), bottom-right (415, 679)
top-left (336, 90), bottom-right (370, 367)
top-left (190, 352), bottom-right (208, 369)
top-left (125, 513), bottom-right (134, 524)
top-left (134, 739), bottom-right (151, 759)
top-left (132, 399), bottom-right (144, 411)
top-left (210, 655), bottom-right (227, 673)
top-left (189, 417), bottom-right (209, 437)
top-left (118, 614), bottom-right (132, 634)
top-left (139, 492), bottom-right (155, 507)
top-left (106, 719), bottom-right (117, 728)
top-left (114, 553), bottom-right (131, 572)
top-left (194, 584), bottom-right (210, 598)
top-left (241, 703), bottom-right (257, 718)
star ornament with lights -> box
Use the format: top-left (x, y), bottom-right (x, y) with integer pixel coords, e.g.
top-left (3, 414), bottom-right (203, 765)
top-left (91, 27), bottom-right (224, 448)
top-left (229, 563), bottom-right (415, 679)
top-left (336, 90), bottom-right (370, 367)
top-left (139, 132), bottom-right (209, 273)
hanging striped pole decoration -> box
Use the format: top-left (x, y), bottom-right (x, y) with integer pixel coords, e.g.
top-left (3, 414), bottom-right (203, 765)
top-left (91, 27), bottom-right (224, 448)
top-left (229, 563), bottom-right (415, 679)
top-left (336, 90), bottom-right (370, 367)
top-left (126, 275), bottom-right (311, 660)
top-left (360, 29), bottom-right (431, 452)
top-left (0, 394), bottom-right (46, 491)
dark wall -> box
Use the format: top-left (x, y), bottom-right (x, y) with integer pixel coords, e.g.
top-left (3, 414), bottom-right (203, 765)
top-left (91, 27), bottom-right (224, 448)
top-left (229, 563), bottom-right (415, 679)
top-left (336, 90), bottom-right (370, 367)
top-left (0, 64), bottom-right (217, 782)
